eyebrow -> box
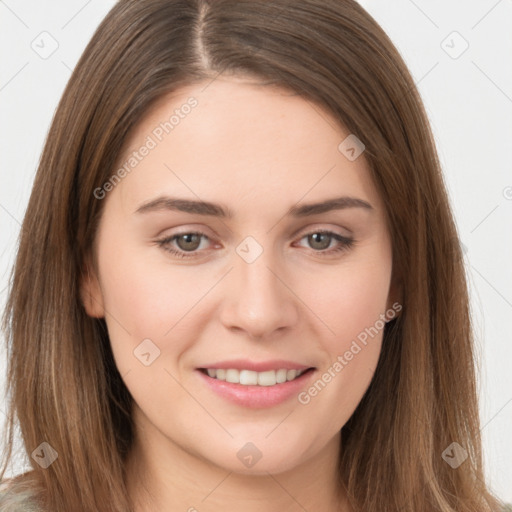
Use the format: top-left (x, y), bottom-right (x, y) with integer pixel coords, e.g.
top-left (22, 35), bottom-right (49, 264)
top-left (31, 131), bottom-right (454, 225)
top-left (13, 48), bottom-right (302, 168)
top-left (134, 195), bottom-right (373, 218)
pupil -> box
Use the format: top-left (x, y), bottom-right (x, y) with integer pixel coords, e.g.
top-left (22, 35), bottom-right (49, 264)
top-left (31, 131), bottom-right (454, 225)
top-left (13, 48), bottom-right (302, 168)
top-left (310, 233), bottom-right (330, 250)
top-left (179, 234), bottom-right (200, 251)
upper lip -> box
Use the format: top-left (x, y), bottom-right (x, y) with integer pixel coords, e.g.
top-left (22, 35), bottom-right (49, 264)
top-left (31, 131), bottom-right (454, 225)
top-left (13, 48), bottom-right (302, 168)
top-left (198, 359), bottom-right (314, 372)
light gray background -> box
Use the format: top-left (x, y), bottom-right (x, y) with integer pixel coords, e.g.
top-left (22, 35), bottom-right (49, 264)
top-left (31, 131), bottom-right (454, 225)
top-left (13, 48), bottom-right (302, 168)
top-left (0, 0), bottom-right (511, 502)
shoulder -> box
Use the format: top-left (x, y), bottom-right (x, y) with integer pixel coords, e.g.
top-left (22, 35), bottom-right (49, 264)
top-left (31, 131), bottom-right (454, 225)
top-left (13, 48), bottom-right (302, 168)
top-left (0, 478), bottom-right (41, 512)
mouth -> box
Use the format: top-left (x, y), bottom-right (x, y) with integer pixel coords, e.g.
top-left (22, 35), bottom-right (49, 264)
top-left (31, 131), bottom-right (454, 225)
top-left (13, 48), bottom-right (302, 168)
top-left (198, 367), bottom-right (315, 386)
top-left (195, 359), bottom-right (317, 408)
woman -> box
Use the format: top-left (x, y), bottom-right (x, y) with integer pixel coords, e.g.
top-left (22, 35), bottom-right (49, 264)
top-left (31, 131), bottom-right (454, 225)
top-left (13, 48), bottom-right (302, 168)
top-left (0, 0), bottom-right (506, 510)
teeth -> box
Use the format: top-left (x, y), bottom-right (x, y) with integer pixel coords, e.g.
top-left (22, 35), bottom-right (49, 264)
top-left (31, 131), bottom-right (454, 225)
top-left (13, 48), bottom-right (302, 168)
top-left (203, 368), bottom-right (307, 386)
top-left (258, 370), bottom-right (276, 386)
top-left (240, 370), bottom-right (258, 385)
top-left (276, 369), bottom-right (287, 383)
top-left (226, 369), bottom-right (239, 383)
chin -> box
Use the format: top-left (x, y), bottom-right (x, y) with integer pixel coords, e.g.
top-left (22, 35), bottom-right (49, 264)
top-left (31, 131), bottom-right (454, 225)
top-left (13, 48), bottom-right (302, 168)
top-left (200, 438), bottom-right (313, 477)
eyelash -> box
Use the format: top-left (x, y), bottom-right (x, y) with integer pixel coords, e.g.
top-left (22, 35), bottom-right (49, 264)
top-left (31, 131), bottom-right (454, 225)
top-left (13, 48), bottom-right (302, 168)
top-left (155, 229), bottom-right (355, 259)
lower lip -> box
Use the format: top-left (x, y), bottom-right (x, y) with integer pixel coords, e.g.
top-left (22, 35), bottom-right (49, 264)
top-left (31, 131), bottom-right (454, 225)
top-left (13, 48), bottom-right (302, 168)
top-left (196, 369), bottom-right (316, 408)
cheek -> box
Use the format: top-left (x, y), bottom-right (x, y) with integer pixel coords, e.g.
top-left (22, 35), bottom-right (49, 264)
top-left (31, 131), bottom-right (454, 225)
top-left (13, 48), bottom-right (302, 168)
top-left (303, 257), bottom-right (392, 349)
top-left (95, 233), bottom-right (208, 373)
top-left (318, 278), bottom-right (386, 382)
top-left (294, 253), bottom-right (391, 419)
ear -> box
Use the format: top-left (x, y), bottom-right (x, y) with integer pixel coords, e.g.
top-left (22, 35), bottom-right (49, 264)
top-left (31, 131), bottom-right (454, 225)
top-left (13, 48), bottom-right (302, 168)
top-left (79, 255), bottom-right (105, 318)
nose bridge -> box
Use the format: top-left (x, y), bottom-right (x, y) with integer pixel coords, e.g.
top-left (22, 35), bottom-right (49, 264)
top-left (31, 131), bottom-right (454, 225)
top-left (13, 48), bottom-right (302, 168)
top-left (219, 235), bottom-right (298, 337)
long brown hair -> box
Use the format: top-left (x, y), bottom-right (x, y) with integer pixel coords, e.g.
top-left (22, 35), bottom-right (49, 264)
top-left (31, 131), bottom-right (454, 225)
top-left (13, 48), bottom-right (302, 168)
top-left (0, 0), bottom-right (504, 510)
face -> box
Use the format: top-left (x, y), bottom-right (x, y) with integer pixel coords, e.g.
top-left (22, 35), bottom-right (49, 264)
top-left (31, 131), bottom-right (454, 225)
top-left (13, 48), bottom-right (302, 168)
top-left (81, 76), bottom-right (398, 476)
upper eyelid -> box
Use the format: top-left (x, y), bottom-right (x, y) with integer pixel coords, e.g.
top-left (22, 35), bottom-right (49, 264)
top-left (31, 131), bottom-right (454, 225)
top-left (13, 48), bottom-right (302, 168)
top-left (162, 222), bottom-right (351, 239)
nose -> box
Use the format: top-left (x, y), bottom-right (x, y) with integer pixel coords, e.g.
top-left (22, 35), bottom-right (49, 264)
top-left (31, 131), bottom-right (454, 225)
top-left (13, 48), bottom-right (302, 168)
top-left (219, 245), bottom-right (299, 340)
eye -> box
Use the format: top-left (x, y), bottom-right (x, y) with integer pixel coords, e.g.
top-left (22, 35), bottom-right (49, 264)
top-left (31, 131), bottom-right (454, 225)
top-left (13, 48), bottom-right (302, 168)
top-left (294, 230), bottom-right (355, 256)
top-left (155, 229), bottom-right (355, 259)
top-left (155, 231), bottom-right (212, 258)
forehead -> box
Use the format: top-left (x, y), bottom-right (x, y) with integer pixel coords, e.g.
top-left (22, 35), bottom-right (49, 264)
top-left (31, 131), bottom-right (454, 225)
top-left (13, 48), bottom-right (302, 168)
top-left (108, 77), bottom-right (383, 220)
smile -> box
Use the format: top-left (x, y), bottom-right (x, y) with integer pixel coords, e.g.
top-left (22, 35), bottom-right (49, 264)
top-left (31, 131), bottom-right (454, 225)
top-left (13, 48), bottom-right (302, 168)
top-left (199, 368), bottom-right (310, 386)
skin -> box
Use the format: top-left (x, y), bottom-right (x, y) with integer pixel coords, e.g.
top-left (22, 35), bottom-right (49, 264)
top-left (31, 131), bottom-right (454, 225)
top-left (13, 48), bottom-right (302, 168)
top-left (81, 75), bottom-right (399, 512)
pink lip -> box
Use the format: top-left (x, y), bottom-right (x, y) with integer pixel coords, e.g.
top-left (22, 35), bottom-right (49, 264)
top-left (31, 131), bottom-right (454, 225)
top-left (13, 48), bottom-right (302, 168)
top-left (196, 367), bottom-right (316, 409)
top-left (197, 359), bottom-right (312, 372)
